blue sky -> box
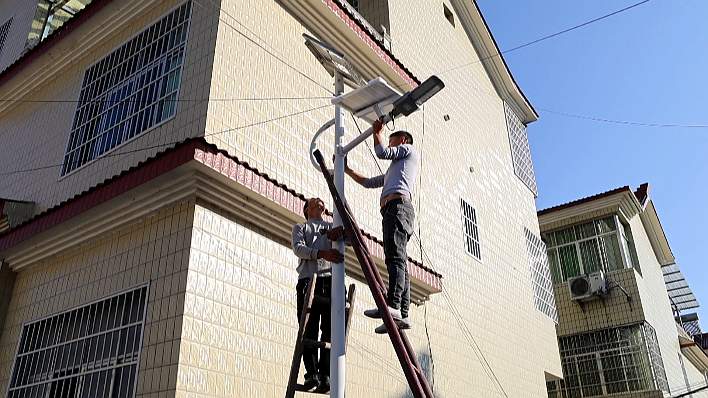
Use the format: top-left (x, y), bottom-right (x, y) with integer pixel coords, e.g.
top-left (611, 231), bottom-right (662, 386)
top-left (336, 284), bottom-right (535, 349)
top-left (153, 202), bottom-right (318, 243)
top-left (475, 0), bottom-right (707, 321)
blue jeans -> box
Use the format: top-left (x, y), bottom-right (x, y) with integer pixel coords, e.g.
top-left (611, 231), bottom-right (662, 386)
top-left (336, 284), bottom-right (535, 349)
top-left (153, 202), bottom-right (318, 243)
top-left (381, 198), bottom-right (414, 318)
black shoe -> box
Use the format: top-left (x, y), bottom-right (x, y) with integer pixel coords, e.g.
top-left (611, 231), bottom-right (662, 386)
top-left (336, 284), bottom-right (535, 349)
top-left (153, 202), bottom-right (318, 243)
top-left (303, 374), bottom-right (320, 391)
top-left (315, 375), bottom-right (330, 393)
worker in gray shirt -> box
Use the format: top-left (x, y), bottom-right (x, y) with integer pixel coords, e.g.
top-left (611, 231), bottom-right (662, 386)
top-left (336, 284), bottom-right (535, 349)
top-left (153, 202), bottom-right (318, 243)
top-left (291, 197), bottom-right (344, 392)
top-left (344, 118), bottom-right (418, 334)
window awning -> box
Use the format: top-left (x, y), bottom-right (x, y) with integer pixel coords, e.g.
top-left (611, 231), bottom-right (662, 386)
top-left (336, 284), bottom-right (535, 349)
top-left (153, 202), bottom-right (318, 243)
top-left (662, 263), bottom-right (700, 311)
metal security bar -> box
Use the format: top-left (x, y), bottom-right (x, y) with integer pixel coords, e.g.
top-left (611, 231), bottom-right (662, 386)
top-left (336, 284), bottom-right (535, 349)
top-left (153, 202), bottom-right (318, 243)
top-left (544, 216), bottom-right (629, 284)
top-left (7, 285), bottom-right (149, 398)
top-left (550, 324), bottom-right (667, 397)
top-left (504, 102), bottom-right (538, 197)
top-left (460, 198), bottom-right (482, 261)
top-left (524, 227), bottom-right (558, 322)
top-left (0, 17), bottom-right (12, 58)
top-left (61, 1), bottom-right (193, 176)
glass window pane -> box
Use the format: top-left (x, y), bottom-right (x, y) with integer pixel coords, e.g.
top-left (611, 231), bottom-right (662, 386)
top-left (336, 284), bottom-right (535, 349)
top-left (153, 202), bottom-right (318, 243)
top-left (547, 249), bottom-right (563, 284)
top-left (595, 217), bottom-right (616, 233)
top-left (555, 227), bottom-right (576, 245)
top-left (574, 222), bottom-right (596, 239)
top-left (599, 235), bottom-right (623, 271)
top-left (558, 246), bottom-right (581, 280)
top-left (579, 240), bottom-right (602, 274)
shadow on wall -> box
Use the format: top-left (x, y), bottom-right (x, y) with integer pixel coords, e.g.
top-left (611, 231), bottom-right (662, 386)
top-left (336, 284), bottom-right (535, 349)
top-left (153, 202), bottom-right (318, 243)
top-left (397, 351), bottom-right (441, 398)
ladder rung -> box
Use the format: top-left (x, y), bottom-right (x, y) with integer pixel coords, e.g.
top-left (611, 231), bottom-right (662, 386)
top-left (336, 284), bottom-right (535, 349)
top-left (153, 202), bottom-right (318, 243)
top-left (295, 384), bottom-right (330, 394)
top-left (312, 296), bottom-right (351, 309)
top-left (304, 338), bottom-right (331, 350)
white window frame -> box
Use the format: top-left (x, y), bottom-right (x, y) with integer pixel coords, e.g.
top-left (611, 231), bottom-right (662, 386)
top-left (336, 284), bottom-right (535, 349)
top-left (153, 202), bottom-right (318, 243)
top-left (460, 198), bottom-right (482, 261)
top-left (546, 215), bottom-right (637, 283)
top-left (60, 0), bottom-right (193, 178)
top-left (6, 283), bottom-right (149, 398)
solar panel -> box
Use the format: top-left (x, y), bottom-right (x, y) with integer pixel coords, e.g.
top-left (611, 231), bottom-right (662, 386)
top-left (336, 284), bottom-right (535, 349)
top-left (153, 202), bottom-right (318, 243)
top-left (331, 77), bottom-right (402, 124)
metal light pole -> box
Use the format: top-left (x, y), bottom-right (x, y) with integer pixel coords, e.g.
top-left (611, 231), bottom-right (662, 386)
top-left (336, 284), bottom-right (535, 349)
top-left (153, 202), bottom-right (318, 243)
top-left (331, 69), bottom-right (346, 398)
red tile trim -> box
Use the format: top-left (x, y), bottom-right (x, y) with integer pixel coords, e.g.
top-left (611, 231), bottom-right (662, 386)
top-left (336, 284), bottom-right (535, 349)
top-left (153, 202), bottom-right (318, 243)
top-left (0, 138), bottom-right (442, 290)
top-left (322, 0), bottom-right (419, 88)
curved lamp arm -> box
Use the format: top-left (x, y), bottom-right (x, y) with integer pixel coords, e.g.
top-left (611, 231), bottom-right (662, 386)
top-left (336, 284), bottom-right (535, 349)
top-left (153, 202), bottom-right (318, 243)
top-left (310, 118), bottom-right (335, 170)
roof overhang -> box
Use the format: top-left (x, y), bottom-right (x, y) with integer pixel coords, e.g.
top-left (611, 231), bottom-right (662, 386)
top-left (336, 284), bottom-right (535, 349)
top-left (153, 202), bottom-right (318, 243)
top-left (679, 326), bottom-right (708, 373)
top-left (639, 199), bottom-right (675, 266)
top-left (538, 187), bottom-right (643, 231)
top-left (279, 0), bottom-right (419, 91)
top-left (0, 139), bottom-right (442, 303)
top-left (451, 0), bottom-right (537, 124)
top-left (663, 263), bottom-right (699, 311)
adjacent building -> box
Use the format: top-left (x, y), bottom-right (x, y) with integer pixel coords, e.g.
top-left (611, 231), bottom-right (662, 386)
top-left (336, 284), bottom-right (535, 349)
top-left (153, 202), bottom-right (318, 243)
top-left (539, 184), bottom-right (708, 398)
top-left (0, 0), bottom-right (562, 396)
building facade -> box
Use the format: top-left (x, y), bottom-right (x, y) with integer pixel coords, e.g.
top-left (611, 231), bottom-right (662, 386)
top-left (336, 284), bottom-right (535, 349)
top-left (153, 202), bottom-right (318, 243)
top-left (0, 0), bottom-right (562, 396)
top-left (539, 184), bottom-right (708, 398)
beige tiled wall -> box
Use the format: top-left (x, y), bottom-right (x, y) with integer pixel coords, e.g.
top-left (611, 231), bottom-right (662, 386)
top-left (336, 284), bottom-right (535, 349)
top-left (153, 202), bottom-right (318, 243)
top-left (0, 199), bottom-right (195, 397)
top-left (0, 0), bottom-right (38, 72)
top-left (0, 0), bottom-right (216, 213)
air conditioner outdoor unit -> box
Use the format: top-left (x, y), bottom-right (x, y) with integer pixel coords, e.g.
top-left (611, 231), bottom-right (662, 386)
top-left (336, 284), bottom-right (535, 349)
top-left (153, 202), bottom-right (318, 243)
top-left (568, 271), bottom-right (607, 301)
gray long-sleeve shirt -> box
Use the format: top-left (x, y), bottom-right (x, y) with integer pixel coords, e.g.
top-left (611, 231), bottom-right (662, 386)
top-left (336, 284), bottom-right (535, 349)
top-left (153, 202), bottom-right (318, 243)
top-left (363, 143), bottom-right (419, 200)
top-left (292, 218), bottom-right (334, 280)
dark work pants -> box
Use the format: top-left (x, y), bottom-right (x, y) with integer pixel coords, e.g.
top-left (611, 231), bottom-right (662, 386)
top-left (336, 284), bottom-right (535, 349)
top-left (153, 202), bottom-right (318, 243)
top-left (296, 276), bottom-right (331, 378)
top-left (381, 198), bottom-right (415, 319)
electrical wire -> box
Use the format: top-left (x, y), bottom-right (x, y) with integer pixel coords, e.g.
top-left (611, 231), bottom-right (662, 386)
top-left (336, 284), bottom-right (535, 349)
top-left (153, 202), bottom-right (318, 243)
top-left (536, 107), bottom-right (708, 129)
top-left (349, 109), bottom-right (508, 397)
top-left (0, 103), bottom-right (332, 177)
top-left (431, 0), bottom-right (651, 77)
top-left (193, 0), bottom-right (333, 95)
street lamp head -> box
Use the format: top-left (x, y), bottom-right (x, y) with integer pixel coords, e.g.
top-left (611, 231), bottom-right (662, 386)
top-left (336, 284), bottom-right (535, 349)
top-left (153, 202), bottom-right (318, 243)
top-left (391, 75), bottom-right (445, 117)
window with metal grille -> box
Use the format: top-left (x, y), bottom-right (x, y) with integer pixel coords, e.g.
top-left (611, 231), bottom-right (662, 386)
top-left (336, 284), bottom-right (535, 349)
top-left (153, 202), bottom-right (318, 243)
top-left (543, 215), bottom-right (639, 284)
top-left (0, 17), bottom-right (13, 58)
top-left (61, 1), bottom-right (192, 176)
top-left (504, 102), bottom-right (538, 197)
top-left (460, 199), bottom-right (481, 261)
top-left (643, 323), bottom-right (669, 393)
top-left (7, 285), bottom-right (148, 398)
top-left (551, 324), bottom-right (667, 397)
top-left (524, 227), bottom-right (558, 322)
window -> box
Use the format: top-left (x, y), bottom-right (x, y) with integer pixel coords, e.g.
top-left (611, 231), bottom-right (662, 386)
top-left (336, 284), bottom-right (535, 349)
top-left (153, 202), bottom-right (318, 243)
top-left (549, 324), bottom-right (666, 397)
top-left (544, 216), bottom-right (639, 284)
top-left (61, 1), bottom-right (192, 176)
top-left (443, 4), bottom-right (455, 27)
top-left (525, 228), bottom-right (558, 322)
top-left (27, 0), bottom-right (94, 48)
top-left (0, 17), bottom-right (12, 58)
top-left (460, 199), bottom-right (481, 261)
top-left (504, 102), bottom-right (538, 197)
top-left (643, 323), bottom-right (669, 393)
top-left (8, 285), bottom-right (148, 398)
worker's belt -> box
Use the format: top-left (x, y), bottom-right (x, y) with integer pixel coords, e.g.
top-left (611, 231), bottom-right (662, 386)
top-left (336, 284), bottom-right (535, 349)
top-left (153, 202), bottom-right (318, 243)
top-left (380, 193), bottom-right (410, 208)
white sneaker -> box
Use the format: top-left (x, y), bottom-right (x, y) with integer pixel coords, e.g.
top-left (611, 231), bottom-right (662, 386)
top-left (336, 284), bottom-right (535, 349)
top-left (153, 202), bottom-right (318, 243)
top-left (364, 306), bottom-right (402, 321)
top-left (375, 317), bottom-right (412, 334)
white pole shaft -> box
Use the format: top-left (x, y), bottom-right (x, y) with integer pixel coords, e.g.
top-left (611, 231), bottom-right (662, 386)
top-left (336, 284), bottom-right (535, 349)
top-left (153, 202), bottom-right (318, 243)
top-left (331, 71), bottom-right (346, 398)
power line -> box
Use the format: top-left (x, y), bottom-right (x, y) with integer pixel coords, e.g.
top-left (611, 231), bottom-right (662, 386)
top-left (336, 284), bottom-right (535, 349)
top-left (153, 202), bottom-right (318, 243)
top-left (349, 111), bottom-right (508, 397)
top-left (537, 107), bottom-right (708, 128)
top-left (193, 0), bottom-right (333, 95)
top-left (436, 0), bottom-right (651, 76)
top-left (0, 96), bottom-right (331, 105)
top-left (0, 103), bottom-right (332, 177)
